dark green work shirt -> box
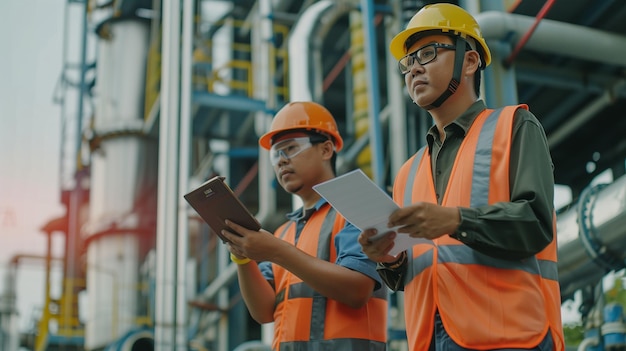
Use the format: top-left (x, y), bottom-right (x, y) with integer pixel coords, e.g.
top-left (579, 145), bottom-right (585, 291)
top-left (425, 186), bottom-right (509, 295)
top-left (433, 100), bottom-right (555, 259)
top-left (378, 100), bottom-right (555, 290)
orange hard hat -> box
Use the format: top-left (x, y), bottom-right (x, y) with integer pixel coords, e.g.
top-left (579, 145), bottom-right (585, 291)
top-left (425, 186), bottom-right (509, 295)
top-left (389, 3), bottom-right (491, 67)
top-left (259, 101), bottom-right (343, 151)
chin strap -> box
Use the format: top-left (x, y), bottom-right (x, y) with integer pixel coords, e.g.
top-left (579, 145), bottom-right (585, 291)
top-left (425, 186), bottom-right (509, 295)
top-left (423, 36), bottom-right (467, 110)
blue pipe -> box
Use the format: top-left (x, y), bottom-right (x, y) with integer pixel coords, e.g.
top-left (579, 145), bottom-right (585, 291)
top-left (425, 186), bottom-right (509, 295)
top-left (359, 0), bottom-right (385, 187)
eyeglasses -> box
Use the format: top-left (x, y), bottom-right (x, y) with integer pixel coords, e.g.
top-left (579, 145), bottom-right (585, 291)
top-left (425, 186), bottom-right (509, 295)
top-left (398, 43), bottom-right (457, 74)
top-left (269, 137), bottom-right (327, 165)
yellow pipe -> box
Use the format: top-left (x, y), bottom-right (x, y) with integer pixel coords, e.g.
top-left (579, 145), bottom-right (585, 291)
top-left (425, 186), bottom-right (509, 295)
top-left (350, 12), bottom-right (372, 177)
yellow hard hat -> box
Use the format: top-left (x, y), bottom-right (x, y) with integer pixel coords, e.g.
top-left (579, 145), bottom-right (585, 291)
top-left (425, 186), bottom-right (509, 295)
top-left (389, 3), bottom-right (491, 67)
top-left (259, 101), bottom-right (343, 151)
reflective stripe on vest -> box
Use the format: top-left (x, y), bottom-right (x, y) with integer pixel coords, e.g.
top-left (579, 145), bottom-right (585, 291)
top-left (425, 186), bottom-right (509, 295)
top-left (272, 205), bottom-right (387, 351)
top-left (397, 106), bottom-right (564, 350)
top-left (278, 338), bottom-right (385, 351)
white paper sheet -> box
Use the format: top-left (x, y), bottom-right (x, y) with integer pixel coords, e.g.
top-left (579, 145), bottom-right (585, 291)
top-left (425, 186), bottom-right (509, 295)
top-left (313, 169), bottom-right (430, 257)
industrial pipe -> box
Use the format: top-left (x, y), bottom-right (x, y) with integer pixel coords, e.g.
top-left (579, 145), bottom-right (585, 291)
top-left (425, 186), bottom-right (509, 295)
top-left (556, 173), bottom-right (626, 300)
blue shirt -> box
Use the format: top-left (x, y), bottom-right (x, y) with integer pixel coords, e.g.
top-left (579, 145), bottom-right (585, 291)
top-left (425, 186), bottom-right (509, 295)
top-left (259, 198), bottom-right (382, 289)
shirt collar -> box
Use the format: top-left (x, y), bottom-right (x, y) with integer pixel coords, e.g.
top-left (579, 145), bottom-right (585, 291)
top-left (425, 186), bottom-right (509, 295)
top-left (285, 197), bottom-right (328, 221)
top-left (425, 100), bottom-right (487, 152)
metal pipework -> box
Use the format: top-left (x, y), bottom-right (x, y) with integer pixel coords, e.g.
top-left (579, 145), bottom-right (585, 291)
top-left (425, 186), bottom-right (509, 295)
top-left (556, 173), bottom-right (626, 300)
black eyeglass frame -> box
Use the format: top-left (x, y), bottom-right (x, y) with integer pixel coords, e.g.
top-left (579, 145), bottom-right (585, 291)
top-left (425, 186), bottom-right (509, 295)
top-left (398, 42), bottom-right (457, 74)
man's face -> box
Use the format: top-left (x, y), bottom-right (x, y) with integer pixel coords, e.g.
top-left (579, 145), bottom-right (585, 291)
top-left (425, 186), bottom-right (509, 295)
top-left (403, 34), bottom-right (456, 108)
top-left (270, 132), bottom-right (326, 195)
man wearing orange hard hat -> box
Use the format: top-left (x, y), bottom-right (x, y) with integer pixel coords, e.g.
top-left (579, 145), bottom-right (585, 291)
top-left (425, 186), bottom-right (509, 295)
top-left (223, 101), bottom-right (388, 351)
top-left (358, 3), bottom-right (565, 351)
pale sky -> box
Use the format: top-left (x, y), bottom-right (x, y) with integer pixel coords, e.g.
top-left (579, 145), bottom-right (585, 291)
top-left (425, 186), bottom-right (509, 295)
top-left (0, 0), bottom-right (67, 332)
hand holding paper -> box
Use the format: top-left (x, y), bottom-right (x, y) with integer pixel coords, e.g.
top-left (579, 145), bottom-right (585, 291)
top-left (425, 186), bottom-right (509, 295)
top-left (313, 169), bottom-right (430, 257)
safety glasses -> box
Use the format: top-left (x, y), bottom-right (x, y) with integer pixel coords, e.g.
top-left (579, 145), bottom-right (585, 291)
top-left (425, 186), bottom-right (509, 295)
top-left (269, 137), bottom-right (326, 165)
top-left (398, 42), bottom-right (456, 74)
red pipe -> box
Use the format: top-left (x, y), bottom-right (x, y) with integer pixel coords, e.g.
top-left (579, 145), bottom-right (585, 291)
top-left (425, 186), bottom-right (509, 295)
top-left (504, 0), bottom-right (557, 67)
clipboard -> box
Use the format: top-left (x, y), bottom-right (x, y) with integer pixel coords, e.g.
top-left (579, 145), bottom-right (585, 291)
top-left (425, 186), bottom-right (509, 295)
top-left (184, 176), bottom-right (261, 243)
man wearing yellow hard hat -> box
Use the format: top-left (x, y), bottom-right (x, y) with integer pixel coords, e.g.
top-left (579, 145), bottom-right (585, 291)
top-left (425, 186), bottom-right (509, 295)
top-left (358, 3), bottom-right (565, 351)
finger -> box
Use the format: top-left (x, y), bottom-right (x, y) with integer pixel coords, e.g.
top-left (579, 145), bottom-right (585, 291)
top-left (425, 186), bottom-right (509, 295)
top-left (389, 206), bottom-right (410, 220)
top-left (359, 229), bottom-right (377, 243)
top-left (388, 206), bottom-right (416, 226)
top-left (395, 222), bottom-right (419, 234)
top-left (225, 220), bottom-right (252, 237)
top-left (369, 229), bottom-right (396, 244)
top-left (221, 228), bottom-right (241, 244)
top-left (381, 240), bottom-right (395, 257)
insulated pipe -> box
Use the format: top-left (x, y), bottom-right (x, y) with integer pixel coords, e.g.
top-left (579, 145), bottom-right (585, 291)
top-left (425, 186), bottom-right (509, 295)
top-left (288, 0), bottom-right (388, 184)
top-left (288, 0), bottom-right (355, 101)
top-left (556, 173), bottom-right (626, 300)
top-left (359, 0), bottom-right (385, 186)
top-left (385, 5), bottom-right (408, 181)
top-left (476, 11), bottom-right (626, 69)
top-left (175, 0), bottom-right (194, 349)
top-left (254, 0), bottom-right (277, 228)
top-left (155, 0), bottom-right (181, 349)
top-left (503, 0), bottom-right (556, 67)
top-left (286, 0), bottom-right (353, 210)
top-left (476, 11), bottom-right (626, 149)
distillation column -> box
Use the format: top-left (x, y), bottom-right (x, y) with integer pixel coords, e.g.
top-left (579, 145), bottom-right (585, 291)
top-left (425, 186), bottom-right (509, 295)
top-left (82, 5), bottom-right (157, 350)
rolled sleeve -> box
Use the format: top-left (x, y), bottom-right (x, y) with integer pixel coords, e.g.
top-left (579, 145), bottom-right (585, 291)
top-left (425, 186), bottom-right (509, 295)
top-left (258, 260), bottom-right (274, 282)
top-left (334, 222), bottom-right (383, 290)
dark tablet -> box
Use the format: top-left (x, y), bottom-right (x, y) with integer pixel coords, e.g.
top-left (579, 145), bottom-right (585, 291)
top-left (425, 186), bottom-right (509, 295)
top-left (184, 176), bottom-right (261, 243)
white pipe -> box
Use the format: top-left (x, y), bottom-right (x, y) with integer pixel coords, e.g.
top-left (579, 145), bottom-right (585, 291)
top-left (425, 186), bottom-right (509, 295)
top-left (288, 0), bottom-right (355, 101)
top-left (155, 0), bottom-right (181, 349)
top-left (477, 11), bottom-right (626, 68)
top-left (254, 0), bottom-right (277, 229)
top-left (557, 173), bottom-right (626, 299)
top-left (476, 11), bottom-right (626, 149)
top-left (120, 330), bottom-right (154, 351)
top-left (176, 0), bottom-right (194, 349)
top-left (577, 336), bottom-right (599, 351)
top-left (384, 11), bottom-right (408, 180)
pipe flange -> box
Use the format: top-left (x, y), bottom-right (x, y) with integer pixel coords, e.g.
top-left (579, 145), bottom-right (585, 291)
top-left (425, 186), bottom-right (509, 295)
top-left (577, 183), bottom-right (624, 271)
top-left (601, 321), bottom-right (626, 335)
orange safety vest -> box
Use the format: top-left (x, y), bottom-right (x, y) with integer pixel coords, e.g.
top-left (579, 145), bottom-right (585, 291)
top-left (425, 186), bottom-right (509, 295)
top-left (271, 203), bottom-right (388, 351)
top-left (393, 106), bottom-right (564, 351)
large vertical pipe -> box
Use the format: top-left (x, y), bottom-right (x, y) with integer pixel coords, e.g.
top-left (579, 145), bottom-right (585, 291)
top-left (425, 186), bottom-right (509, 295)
top-left (62, 0), bottom-right (89, 338)
top-left (471, 0), bottom-right (519, 107)
top-left (176, 0), bottom-right (194, 349)
top-left (86, 15), bottom-right (152, 349)
top-left (288, 1), bottom-right (353, 102)
top-left (359, 0), bottom-right (384, 186)
top-left (350, 12), bottom-right (373, 178)
top-left (155, 0), bottom-right (181, 350)
top-left (255, 0), bottom-right (276, 346)
top-left (384, 4), bottom-right (408, 180)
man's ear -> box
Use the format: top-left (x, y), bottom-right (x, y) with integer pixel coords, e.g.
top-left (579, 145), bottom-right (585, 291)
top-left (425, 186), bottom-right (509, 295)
top-left (320, 140), bottom-right (335, 160)
top-left (464, 50), bottom-right (481, 76)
